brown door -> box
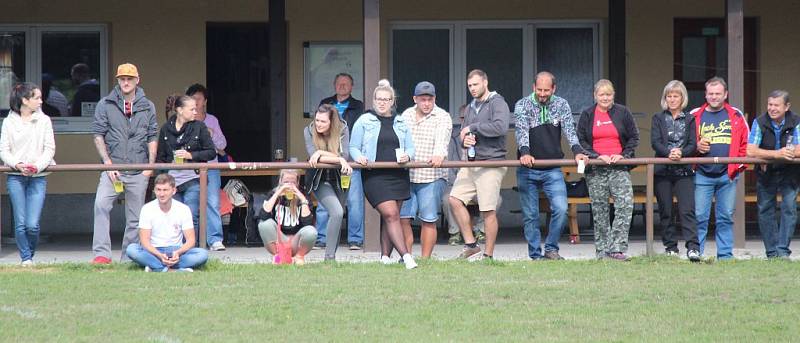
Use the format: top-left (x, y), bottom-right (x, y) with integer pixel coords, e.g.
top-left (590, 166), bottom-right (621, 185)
top-left (207, 22), bottom-right (272, 190)
top-left (674, 18), bottom-right (757, 119)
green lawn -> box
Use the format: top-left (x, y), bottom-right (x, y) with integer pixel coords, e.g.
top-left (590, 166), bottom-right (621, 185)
top-left (1, 258), bottom-right (798, 342)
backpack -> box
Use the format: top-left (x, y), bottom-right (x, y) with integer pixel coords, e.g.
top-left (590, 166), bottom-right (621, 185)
top-left (223, 179), bottom-right (251, 207)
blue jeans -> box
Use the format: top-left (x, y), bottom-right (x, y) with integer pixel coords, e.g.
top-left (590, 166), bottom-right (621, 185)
top-left (400, 179), bottom-right (446, 222)
top-left (316, 169), bottom-right (364, 245)
top-left (756, 171), bottom-right (798, 257)
top-left (695, 172), bottom-right (739, 259)
top-left (7, 175), bottom-right (47, 261)
top-left (172, 179), bottom-right (201, 244)
top-left (516, 167), bottom-right (568, 259)
top-left (205, 169), bottom-right (224, 245)
top-left (125, 243), bottom-right (208, 271)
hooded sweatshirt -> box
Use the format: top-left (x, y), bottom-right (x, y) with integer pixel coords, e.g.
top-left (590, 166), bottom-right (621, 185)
top-left (463, 91), bottom-right (510, 161)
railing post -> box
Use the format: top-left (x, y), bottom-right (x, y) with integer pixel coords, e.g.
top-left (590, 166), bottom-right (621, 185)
top-left (645, 163), bottom-right (655, 257)
top-left (199, 168), bottom-right (208, 249)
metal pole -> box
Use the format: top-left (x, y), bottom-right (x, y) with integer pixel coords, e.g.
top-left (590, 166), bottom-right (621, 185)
top-left (727, 0), bottom-right (747, 249)
top-left (199, 168), bottom-right (208, 249)
top-left (645, 163), bottom-right (655, 257)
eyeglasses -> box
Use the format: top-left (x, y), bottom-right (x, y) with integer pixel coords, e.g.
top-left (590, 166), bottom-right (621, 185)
top-left (374, 97), bottom-right (393, 103)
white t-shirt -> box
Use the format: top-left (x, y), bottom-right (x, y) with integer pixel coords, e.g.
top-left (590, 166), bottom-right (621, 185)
top-left (138, 199), bottom-right (193, 247)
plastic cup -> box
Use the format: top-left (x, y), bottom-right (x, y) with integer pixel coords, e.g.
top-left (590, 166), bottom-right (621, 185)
top-left (284, 191), bottom-right (294, 200)
top-left (577, 160), bottom-right (586, 174)
top-left (174, 151), bottom-right (184, 164)
top-left (113, 180), bottom-right (124, 193)
top-left (340, 174), bottom-right (351, 189)
top-left (395, 148), bottom-right (405, 162)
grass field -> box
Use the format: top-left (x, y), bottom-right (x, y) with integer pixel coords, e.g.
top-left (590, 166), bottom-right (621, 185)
top-left (1, 257), bottom-right (798, 342)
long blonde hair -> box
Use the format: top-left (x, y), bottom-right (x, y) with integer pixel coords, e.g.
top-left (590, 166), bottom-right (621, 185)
top-left (311, 104), bottom-right (344, 155)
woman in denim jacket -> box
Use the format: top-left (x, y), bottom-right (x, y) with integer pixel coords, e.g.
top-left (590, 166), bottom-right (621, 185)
top-left (349, 79), bottom-right (417, 269)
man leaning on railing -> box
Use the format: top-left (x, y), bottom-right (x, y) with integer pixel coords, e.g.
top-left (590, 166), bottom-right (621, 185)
top-left (746, 90), bottom-right (800, 260)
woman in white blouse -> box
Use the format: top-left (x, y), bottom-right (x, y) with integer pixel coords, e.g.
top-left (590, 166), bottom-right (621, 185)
top-left (0, 83), bottom-right (56, 266)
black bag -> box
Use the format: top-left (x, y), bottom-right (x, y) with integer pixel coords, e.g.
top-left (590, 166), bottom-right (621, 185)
top-left (244, 192), bottom-right (274, 247)
top-left (566, 178), bottom-right (589, 197)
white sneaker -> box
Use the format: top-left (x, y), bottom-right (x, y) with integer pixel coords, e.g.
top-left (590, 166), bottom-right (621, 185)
top-left (687, 250), bottom-right (701, 262)
top-left (21, 260), bottom-right (33, 267)
top-left (210, 241), bottom-right (226, 251)
top-left (144, 266), bottom-right (152, 272)
top-left (177, 268), bottom-right (194, 272)
top-left (403, 254), bottom-right (417, 269)
top-left (380, 255), bottom-right (393, 265)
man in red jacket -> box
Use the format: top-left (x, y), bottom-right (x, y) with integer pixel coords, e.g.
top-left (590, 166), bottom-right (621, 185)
top-left (691, 76), bottom-right (749, 260)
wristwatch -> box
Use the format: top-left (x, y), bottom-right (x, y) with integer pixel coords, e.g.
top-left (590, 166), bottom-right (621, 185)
top-left (300, 199), bottom-right (309, 206)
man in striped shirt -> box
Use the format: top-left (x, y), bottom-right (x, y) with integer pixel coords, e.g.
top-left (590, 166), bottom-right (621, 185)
top-left (399, 81), bottom-right (452, 257)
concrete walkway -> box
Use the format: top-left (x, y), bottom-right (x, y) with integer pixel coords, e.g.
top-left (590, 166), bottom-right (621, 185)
top-left (0, 235), bottom-right (783, 265)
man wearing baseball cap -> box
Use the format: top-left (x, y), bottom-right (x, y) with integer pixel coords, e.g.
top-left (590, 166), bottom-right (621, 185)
top-left (90, 63), bottom-right (158, 264)
top-left (399, 81), bottom-right (452, 257)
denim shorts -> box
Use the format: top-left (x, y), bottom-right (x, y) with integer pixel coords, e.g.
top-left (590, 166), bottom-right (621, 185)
top-left (400, 179), bottom-right (446, 222)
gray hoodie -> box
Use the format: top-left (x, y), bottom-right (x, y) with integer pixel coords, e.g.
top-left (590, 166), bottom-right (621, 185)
top-left (91, 86), bottom-right (158, 173)
top-left (464, 91), bottom-right (510, 160)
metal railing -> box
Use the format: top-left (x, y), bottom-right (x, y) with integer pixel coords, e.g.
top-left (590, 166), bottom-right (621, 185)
top-left (0, 157), bottom-right (787, 256)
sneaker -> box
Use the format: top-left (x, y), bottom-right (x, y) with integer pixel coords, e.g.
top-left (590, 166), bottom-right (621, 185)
top-left (312, 242), bottom-right (325, 250)
top-left (348, 243), bottom-right (362, 251)
top-left (380, 255), bottom-right (393, 265)
top-left (176, 268), bottom-right (194, 272)
top-left (403, 254), bottom-right (418, 269)
top-left (144, 266), bottom-right (152, 272)
top-left (21, 260), bottom-right (33, 267)
top-left (293, 255), bottom-right (306, 266)
top-left (91, 256), bottom-right (112, 265)
top-left (544, 251), bottom-right (565, 260)
top-left (458, 246), bottom-right (482, 260)
top-left (448, 233), bottom-right (463, 246)
top-left (474, 231), bottom-right (486, 244)
top-left (606, 252), bottom-right (631, 261)
top-left (687, 250), bottom-right (701, 262)
top-left (665, 250), bottom-right (679, 257)
top-left (210, 241), bottom-right (226, 251)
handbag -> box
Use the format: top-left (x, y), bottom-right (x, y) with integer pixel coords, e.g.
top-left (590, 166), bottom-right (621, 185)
top-left (224, 179), bottom-right (251, 207)
top-left (273, 220), bottom-right (293, 265)
top-left (566, 178), bottom-right (589, 198)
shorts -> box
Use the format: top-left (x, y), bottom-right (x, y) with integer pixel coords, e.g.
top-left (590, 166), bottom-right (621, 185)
top-left (449, 167), bottom-right (507, 212)
top-left (400, 179), bottom-right (446, 222)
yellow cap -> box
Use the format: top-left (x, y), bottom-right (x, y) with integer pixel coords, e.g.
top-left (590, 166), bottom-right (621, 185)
top-left (116, 63), bottom-right (139, 78)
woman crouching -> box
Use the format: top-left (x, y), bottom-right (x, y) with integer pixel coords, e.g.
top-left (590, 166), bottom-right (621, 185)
top-left (256, 169), bottom-right (317, 265)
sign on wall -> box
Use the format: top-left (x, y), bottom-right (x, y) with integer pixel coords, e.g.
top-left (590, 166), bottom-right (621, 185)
top-left (303, 42), bottom-right (363, 116)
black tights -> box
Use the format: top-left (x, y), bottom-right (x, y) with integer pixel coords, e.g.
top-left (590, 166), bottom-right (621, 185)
top-left (376, 200), bottom-right (408, 257)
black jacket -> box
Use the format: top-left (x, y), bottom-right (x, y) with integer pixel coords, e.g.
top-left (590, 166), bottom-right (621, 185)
top-left (319, 95), bottom-right (365, 134)
top-left (577, 103), bottom-right (639, 171)
top-left (650, 110), bottom-right (697, 176)
top-left (156, 115), bottom-right (216, 166)
top-left (754, 110), bottom-right (800, 175)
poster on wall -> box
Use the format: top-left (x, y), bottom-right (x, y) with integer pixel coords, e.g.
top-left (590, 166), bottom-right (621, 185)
top-left (304, 42), bottom-right (363, 116)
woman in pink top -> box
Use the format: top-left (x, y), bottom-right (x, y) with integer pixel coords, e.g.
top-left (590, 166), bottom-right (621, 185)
top-left (577, 79), bottom-right (639, 261)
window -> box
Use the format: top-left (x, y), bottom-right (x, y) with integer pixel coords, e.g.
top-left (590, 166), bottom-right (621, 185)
top-left (466, 27), bottom-right (523, 107)
top-left (0, 25), bottom-right (108, 132)
top-left (391, 21), bottom-right (600, 116)
top-left (391, 28), bottom-right (451, 112)
top-left (536, 26), bottom-right (598, 113)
